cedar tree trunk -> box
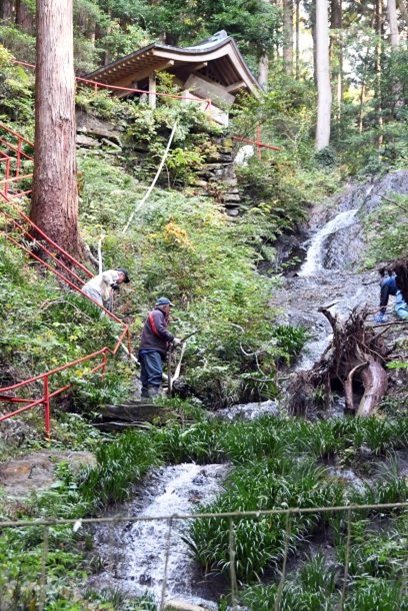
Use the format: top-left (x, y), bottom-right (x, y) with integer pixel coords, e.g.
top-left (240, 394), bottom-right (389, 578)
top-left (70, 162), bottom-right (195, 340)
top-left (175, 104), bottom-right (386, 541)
top-left (315, 0), bottom-right (332, 150)
top-left (30, 0), bottom-right (82, 258)
top-left (0, 0), bottom-right (14, 21)
top-left (16, 0), bottom-right (33, 32)
top-left (387, 0), bottom-right (400, 47)
top-left (283, 0), bottom-right (294, 74)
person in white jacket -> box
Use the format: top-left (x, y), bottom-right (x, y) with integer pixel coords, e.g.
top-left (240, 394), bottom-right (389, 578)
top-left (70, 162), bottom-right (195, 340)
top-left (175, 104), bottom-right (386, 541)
top-left (82, 268), bottom-right (130, 310)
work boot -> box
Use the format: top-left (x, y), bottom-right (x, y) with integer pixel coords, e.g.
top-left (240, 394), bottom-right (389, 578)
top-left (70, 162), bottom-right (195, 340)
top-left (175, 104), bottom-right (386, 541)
top-left (147, 385), bottom-right (161, 399)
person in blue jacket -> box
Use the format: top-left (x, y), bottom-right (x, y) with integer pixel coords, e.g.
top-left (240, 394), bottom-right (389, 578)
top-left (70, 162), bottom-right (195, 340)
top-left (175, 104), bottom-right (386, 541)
top-left (375, 267), bottom-right (408, 322)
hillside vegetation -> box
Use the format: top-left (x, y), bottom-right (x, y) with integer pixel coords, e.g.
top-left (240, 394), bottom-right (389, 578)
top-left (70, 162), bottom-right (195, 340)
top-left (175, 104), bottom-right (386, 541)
top-left (0, 3), bottom-right (407, 609)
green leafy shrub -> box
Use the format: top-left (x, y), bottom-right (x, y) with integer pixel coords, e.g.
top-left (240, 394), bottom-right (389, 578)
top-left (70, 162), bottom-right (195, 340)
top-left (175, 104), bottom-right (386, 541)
top-left (364, 194), bottom-right (408, 265)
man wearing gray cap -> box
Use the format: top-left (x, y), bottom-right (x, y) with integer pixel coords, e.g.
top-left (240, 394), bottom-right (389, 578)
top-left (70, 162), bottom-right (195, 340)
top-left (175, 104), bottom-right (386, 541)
top-left (139, 297), bottom-right (181, 399)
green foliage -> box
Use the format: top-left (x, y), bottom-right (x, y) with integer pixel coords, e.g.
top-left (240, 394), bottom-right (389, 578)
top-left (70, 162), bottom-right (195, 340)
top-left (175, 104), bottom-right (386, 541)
top-left (314, 146), bottom-right (337, 168)
top-left (0, 43), bottom-right (34, 123)
top-left (79, 429), bottom-right (159, 509)
top-left (364, 195), bottom-right (408, 265)
top-left (180, 415), bottom-right (408, 582)
top-left (0, 25), bottom-right (35, 63)
top-left (186, 456), bottom-right (343, 581)
top-left (0, 238), bottom-right (126, 409)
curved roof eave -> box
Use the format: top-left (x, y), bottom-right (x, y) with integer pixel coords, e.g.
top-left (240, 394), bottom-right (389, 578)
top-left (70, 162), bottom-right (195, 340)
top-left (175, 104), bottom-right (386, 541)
top-left (85, 36), bottom-right (262, 95)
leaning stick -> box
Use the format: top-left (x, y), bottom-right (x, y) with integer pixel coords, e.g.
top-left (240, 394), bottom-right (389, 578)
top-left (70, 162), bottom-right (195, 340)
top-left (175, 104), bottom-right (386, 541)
top-left (122, 118), bottom-right (179, 234)
top-left (172, 342), bottom-right (187, 383)
top-left (167, 348), bottom-right (173, 397)
top-left (97, 233), bottom-right (105, 274)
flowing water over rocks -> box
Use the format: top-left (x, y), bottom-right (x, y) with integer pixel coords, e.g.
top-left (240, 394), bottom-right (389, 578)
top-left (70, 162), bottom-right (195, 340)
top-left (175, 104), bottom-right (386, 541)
top-left (91, 464), bottom-right (229, 609)
top-left (273, 171), bottom-right (408, 372)
top-left (92, 170), bottom-right (408, 606)
top-left (214, 399), bottom-right (279, 421)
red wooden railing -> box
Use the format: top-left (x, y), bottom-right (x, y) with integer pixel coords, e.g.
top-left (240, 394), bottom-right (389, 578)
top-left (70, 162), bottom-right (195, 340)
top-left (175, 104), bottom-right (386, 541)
top-left (0, 58), bottom-right (282, 439)
top-left (0, 123), bottom-right (131, 440)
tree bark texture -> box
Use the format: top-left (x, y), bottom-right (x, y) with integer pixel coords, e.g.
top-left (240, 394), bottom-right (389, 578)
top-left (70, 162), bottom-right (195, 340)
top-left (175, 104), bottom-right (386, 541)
top-left (15, 0), bottom-right (33, 32)
top-left (258, 54), bottom-right (269, 90)
top-left (356, 358), bottom-right (388, 416)
top-left (0, 0), bottom-right (14, 21)
top-left (387, 0), bottom-right (400, 47)
top-left (295, 0), bottom-right (300, 78)
top-left (375, 0), bottom-right (384, 146)
top-left (315, 0), bottom-right (332, 149)
top-left (283, 0), bottom-right (294, 74)
top-left (330, 0), bottom-right (343, 113)
top-left (30, 0), bottom-right (82, 258)
top-left (288, 308), bottom-right (389, 417)
top-left (398, 0), bottom-right (408, 23)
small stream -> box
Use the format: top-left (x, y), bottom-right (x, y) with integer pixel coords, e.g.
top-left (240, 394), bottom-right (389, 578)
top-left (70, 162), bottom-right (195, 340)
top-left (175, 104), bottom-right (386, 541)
top-left (91, 170), bottom-right (408, 607)
top-left (91, 463), bottom-right (228, 608)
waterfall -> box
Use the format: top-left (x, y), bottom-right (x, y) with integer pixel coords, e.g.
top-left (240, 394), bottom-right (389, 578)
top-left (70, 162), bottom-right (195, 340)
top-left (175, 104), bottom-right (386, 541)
top-left (91, 463), bottom-right (228, 608)
top-left (298, 209), bottom-right (358, 277)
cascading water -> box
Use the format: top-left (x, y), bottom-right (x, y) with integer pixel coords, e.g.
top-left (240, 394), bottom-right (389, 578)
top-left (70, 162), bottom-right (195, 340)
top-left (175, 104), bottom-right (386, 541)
top-left (298, 208), bottom-right (358, 277)
top-left (271, 206), bottom-right (377, 373)
top-left (89, 171), bottom-right (408, 607)
top-left (91, 463), bottom-right (228, 609)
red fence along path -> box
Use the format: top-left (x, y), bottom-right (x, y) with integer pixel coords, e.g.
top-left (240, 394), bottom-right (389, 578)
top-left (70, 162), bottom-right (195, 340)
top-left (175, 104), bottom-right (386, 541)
top-left (0, 123), bottom-right (131, 440)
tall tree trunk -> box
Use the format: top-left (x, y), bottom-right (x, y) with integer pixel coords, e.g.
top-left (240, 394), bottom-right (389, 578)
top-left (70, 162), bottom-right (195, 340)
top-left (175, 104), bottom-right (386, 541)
top-left (15, 0), bottom-right (33, 32)
top-left (30, 0), bottom-right (82, 258)
top-left (0, 0), bottom-right (14, 21)
top-left (283, 0), bottom-right (294, 74)
top-left (386, 0), bottom-right (400, 47)
top-left (397, 0), bottom-right (408, 23)
top-left (258, 54), bottom-right (269, 90)
top-left (310, 2), bottom-right (318, 85)
top-left (259, 0), bottom-right (272, 89)
top-left (295, 0), bottom-right (300, 79)
top-left (375, 0), bottom-right (384, 147)
top-left (315, 0), bottom-right (332, 150)
top-left (330, 0), bottom-right (343, 121)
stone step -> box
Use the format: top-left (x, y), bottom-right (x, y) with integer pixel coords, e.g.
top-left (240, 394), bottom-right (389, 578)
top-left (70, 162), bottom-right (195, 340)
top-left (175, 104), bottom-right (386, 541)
top-left (101, 403), bottom-right (173, 423)
top-left (222, 193), bottom-right (241, 203)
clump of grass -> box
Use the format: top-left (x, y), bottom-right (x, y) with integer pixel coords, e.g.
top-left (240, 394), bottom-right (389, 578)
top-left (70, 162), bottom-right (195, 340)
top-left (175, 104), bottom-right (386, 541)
top-left (241, 553), bottom-right (339, 610)
top-left (344, 577), bottom-right (405, 611)
top-left (186, 457), bottom-right (344, 581)
top-left (152, 420), bottom-right (224, 464)
top-left (79, 430), bottom-right (159, 510)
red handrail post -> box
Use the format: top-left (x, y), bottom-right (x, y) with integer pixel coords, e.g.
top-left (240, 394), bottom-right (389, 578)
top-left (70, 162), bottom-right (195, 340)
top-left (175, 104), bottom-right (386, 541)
top-left (16, 137), bottom-right (21, 178)
top-left (44, 374), bottom-right (51, 441)
top-left (127, 329), bottom-right (132, 360)
top-left (5, 158), bottom-right (10, 196)
top-left (101, 350), bottom-right (108, 381)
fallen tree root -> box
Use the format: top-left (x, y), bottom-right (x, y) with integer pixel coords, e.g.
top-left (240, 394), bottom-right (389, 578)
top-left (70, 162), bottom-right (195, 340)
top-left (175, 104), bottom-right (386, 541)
top-left (357, 357), bottom-right (388, 417)
top-left (289, 307), bottom-right (389, 417)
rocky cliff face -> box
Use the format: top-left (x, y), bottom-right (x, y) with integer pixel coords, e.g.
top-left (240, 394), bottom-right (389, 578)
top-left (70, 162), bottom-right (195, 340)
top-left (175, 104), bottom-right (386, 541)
top-left (191, 136), bottom-right (242, 216)
top-left (308, 169), bottom-right (408, 271)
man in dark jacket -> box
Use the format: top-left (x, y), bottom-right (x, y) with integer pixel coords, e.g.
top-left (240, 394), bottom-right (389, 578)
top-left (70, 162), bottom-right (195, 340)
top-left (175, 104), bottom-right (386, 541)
top-left (139, 297), bottom-right (181, 398)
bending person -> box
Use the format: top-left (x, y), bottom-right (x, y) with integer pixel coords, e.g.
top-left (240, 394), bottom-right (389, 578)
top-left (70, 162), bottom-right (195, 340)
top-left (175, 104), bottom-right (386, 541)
top-left (139, 297), bottom-right (181, 399)
top-left (375, 266), bottom-right (408, 322)
top-left (82, 268), bottom-right (130, 311)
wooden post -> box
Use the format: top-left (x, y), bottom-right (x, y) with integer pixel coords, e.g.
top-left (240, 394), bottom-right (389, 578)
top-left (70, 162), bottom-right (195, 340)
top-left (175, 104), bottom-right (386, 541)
top-left (149, 73), bottom-right (157, 108)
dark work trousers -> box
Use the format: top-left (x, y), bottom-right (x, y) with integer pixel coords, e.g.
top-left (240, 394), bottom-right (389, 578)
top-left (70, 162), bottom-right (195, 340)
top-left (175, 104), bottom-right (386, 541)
top-left (139, 350), bottom-right (164, 391)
